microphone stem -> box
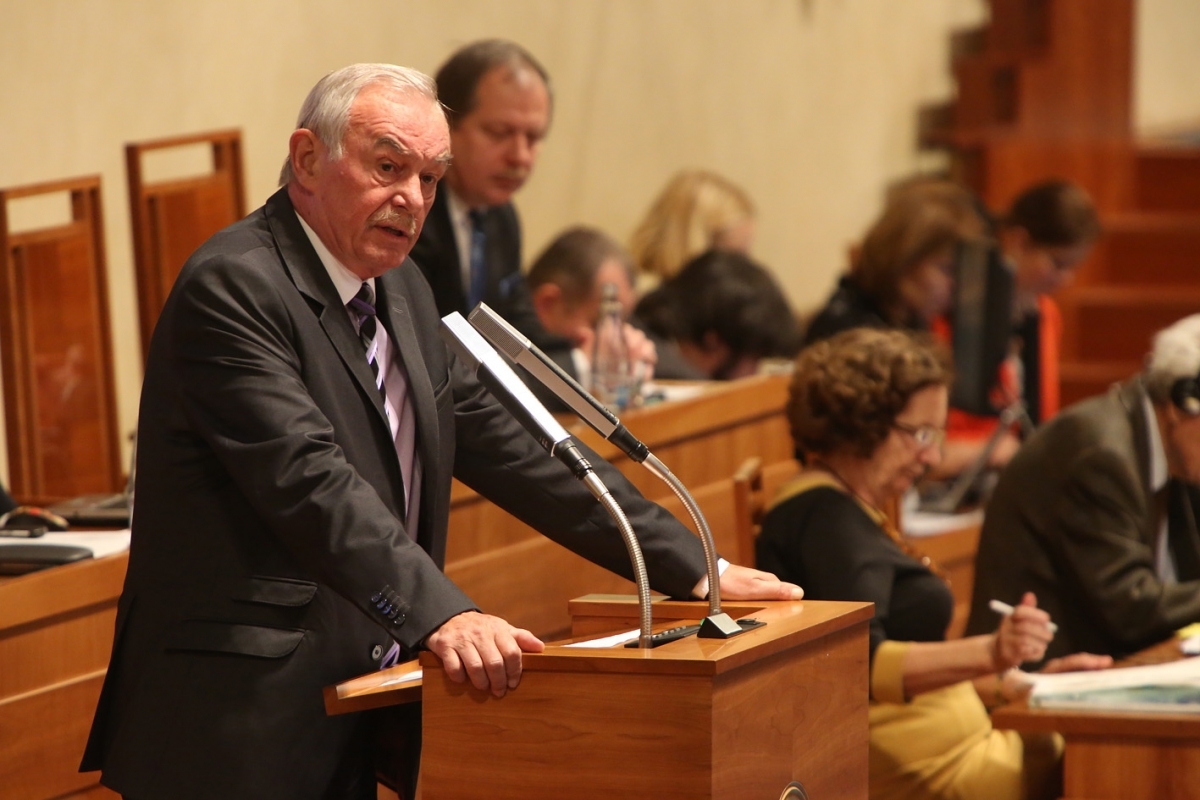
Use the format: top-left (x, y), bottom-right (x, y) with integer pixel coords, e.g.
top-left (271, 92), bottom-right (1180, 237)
top-left (588, 482), bottom-right (654, 647)
top-left (642, 454), bottom-right (721, 617)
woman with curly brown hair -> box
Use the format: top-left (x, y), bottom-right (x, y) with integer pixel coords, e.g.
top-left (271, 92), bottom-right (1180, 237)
top-left (757, 328), bottom-right (1110, 800)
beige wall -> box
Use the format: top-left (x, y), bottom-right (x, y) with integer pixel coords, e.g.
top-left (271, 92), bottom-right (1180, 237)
top-left (1135, 0), bottom-right (1200, 135)
top-left (0, 0), bottom-right (1195, 482)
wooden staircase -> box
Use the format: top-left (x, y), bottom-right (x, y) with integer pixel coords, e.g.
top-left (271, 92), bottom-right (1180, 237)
top-left (922, 0), bottom-right (1200, 407)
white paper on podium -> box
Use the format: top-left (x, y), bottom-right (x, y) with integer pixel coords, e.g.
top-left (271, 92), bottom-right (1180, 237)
top-left (378, 668), bottom-right (422, 688)
top-left (0, 529), bottom-right (131, 558)
top-left (562, 628), bottom-right (640, 648)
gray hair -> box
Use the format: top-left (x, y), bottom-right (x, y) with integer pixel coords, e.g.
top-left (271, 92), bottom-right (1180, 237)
top-left (279, 63), bottom-right (440, 186)
top-left (1144, 314), bottom-right (1200, 403)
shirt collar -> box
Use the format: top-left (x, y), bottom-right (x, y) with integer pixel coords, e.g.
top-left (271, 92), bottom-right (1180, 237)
top-left (446, 185), bottom-right (473, 230)
top-left (1142, 391), bottom-right (1169, 492)
top-left (295, 212), bottom-right (374, 306)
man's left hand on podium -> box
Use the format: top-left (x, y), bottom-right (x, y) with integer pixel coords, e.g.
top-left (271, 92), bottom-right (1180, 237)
top-left (717, 564), bottom-right (804, 601)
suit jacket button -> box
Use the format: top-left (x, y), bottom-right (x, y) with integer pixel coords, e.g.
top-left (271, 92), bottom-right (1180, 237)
top-left (371, 644), bottom-right (384, 661)
top-left (392, 612), bottom-right (406, 626)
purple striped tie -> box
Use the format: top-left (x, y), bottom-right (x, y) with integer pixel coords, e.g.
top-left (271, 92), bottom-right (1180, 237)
top-left (349, 283), bottom-right (384, 396)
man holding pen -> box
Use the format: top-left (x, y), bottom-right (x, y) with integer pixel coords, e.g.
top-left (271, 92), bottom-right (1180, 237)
top-left (968, 314), bottom-right (1200, 664)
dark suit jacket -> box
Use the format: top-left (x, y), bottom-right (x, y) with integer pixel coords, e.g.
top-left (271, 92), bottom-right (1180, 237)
top-left (409, 190), bottom-right (547, 344)
top-left (81, 188), bottom-right (707, 799)
top-left (965, 379), bottom-right (1200, 662)
top-left (409, 190), bottom-right (582, 407)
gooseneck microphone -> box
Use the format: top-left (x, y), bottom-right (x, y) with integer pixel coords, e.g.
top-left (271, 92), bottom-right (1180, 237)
top-left (439, 313), bottom-right (655, 647)
top-left (468, 303), bottom-right (756, 639)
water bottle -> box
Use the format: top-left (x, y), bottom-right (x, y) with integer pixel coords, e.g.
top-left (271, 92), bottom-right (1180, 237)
top-left (589, 282), bottom-right (632, 410)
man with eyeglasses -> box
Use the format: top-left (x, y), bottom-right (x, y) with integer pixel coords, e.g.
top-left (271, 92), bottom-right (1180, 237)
top-left (966, 314), bottom-right (1200, 666)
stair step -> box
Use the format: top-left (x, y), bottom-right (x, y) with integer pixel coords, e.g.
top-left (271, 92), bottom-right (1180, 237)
top-left (1078, 212), bottom-right (1200, 287)
top-left (1136, 148), bottom-right (1200, 213)
top-left (1060, 287), bottom-right (1200, 362)
top-left (952, 56), bottom-right (1022, 130)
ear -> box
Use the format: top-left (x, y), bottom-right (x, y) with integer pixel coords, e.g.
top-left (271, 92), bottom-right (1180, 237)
top-left (288, 129), bottom-right (323, 188)
top-left (700, 329), bottom-right (725, 354)
top-left (531, 283), bottom-right (564, 324)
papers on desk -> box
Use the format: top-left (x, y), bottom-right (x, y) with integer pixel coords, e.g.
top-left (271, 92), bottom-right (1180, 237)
top-left (898, 487), bottom-right (984, 537)
top-left (641, 381), bottom-right (707, 404)
top-left (1026, 655), bottom-right (1200, 713)
top-left (562, 628), bottom-right (640, 648)
top-left (377, 668), bottom-right (422, 688)
top-left (0, 529), bottom-right (131, 559)
top-left (902, 508), bottom-right (984, 538)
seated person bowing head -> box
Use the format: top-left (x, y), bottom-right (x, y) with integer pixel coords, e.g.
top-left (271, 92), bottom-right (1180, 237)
top-left (634, 249), bottom-right (800, 380)
top-left (803, 180), bottom-right (985, 346)
top-left (757, 327), bottom-right (1110, 800)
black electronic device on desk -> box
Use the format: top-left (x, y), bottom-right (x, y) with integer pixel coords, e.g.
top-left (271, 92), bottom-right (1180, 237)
top-left (948, 238), bottom-right (1015, 417)
top-left (48, 490), bottom-right (130, 527)
top-left (0, 506), bottom-right (93, 575)
top-left (921, 240), bottom-right (1030, 514)
top-left (48, 434), bottom-right (135, 527)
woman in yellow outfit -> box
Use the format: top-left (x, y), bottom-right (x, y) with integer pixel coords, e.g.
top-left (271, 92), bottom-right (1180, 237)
top-left (758, 328), bottom-right (1110, 800)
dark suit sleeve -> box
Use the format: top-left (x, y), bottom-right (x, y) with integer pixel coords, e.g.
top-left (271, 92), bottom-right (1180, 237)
top-left (447, 355), bottom-right (709, 600)
top-left (169, 257), bottom-right (474, 648)
top-left (1047, 448), bottom-right (1200, 647)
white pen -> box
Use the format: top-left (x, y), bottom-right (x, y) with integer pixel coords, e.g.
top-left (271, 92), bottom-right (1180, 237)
top-left (989, 599), bottom-right (1058, 633)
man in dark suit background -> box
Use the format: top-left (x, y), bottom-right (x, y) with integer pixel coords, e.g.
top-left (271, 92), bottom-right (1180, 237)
top-left (966, 313), bottom-right (1200, 664)
top-left (81, 63), bottom-right (801, 800)
top-left (410, 39), bottom-right (655, 384)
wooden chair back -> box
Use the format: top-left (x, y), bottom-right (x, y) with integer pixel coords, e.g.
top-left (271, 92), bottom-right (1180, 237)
top-left (126, 129), bottom-right (246, 359)
top-left (732, 457), bottom-right (803, 567)
top-left (0, 176), bottom-right (123, 502)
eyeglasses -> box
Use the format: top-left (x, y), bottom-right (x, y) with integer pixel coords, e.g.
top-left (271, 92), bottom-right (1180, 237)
top-left (893, 422), bottom-right (946, 450)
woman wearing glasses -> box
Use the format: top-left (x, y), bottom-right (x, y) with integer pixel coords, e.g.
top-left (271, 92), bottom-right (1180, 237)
top-left (757, 328), bottom-right (1109, 800)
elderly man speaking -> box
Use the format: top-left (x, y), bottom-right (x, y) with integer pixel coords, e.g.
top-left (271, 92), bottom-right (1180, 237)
top-left (80, 63), bottom-right (801, 800)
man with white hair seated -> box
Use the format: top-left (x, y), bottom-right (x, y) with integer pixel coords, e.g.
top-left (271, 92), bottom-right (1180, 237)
top-left (966, 314), bottom-right (1200, 664)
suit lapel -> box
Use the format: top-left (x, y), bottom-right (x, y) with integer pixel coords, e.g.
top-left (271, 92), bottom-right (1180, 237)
top-left (264, 189), bottom-right (389, 425)
top-left (1119, 380), bottom-right (1160, 548)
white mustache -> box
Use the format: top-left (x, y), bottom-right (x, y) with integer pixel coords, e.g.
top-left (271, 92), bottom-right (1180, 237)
top-left (370, 209), bottom-right (417, 236)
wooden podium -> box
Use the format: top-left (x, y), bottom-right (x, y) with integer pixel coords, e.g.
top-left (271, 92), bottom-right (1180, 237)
top-left (417, 597), bottom-right (871, 800)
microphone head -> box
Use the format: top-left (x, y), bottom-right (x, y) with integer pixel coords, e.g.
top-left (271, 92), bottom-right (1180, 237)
top-left (468, 303), bottom-right (528, 361)
top-left (438, 313), bottom-right (484, 371)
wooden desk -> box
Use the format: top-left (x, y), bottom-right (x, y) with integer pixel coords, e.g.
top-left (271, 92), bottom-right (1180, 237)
top-left (992, 639), bottom-right (1200, 799)
top-left (0, 552), bottom-right (127, 800)
top-left (1, 375), bottom-right (791, 799)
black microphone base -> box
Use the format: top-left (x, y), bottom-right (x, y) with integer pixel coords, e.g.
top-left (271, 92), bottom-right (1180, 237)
top-left (697, 613), bottom-right (765, 639)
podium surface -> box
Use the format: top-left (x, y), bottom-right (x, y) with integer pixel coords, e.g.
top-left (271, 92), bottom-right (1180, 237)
top-left (419, 597), bottom-right (871, 800)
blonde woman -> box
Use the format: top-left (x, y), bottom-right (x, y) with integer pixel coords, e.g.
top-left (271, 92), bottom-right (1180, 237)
top-left (629, 170), bottom-right (756, 292)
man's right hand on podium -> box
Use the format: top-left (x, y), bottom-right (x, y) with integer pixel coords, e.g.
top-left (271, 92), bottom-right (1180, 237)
top-left (425, 610), bottom-right (545, 698)
top-left (713, 564), bottom-right (805, 602)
